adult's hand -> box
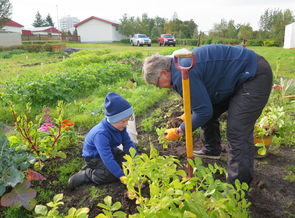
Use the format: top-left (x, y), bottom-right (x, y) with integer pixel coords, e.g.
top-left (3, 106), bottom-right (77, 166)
top-left (177, 113), bottom-right (185, 121)
top-left (164, 128), bottom-right (181, 140)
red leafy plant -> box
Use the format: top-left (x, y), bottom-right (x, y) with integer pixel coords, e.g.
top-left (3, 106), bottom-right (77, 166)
top-left (9, 101), bottom-right (75, 169)
top-left (0, 170), bottom-right (46, 210)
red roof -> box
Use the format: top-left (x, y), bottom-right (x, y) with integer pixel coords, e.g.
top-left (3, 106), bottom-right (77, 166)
top-left (22, 30), bottom-right (31, 35)
top-left (4, 19), bottom-right (24, 27)
top-left (34, 27), bottom-right (62, 34)
top-left (22, 27), bottom-right (62, 35)
top-left (74, 16), bottom-right (119, 27)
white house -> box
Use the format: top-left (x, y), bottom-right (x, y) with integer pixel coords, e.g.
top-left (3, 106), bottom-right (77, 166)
top-left (74, 16), bottom-right (127, 43)
top-left (2, 19), bottom-right (24, 33)
top-left (283, 22), bottom-right (295, 49)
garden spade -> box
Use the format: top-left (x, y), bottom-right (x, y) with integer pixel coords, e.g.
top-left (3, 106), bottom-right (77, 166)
top-left (174, 51), bottom-right (196, 178)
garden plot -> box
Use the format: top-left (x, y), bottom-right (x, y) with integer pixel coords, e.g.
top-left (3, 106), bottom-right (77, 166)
top-left (0, 45), bottom-right (294, 217)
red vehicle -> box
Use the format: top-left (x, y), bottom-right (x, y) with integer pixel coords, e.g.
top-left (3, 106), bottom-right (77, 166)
top-left (157, 34), bottom-right (176, 46)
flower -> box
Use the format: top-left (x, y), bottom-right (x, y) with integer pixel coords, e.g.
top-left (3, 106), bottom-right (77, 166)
top-left (272, 84), bottom-right (282, 91)
top-left (60, 120), bottom-right (74, 130)
top-left (38, 123), bottom-right (55, 132)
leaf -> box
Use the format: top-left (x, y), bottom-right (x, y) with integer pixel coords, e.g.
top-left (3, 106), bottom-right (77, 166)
top-left (35, 205), bottom-right (48, 215)
top-left (53, 193), bottom-right (63, 203)
top-left (97, 203), bottom-right (110, 210)
top-left (26, 169), bottom-right (46, 181)
top-left (76, 208), bottom-right (90, 216)
top-left (95, 214), bottom-right (107, 218)
top-left (0, 180), bottom-right (36, 210)
top-left (258, 147), bottom-right (267, 156)
top-left (5, 166), bottom-right (25, 187)
top-left (113, 211), bottom-right (127, 217)
top-left (0, 185), bottom-right (6, 197)
top-left (111, 201), bottom-right (122, 211)
top-left (104, 196), bottom-right (112, 206)
top-left (67, 207), bottom-right (76, 215)
top-left (129, 147), bottom-right (136, 157)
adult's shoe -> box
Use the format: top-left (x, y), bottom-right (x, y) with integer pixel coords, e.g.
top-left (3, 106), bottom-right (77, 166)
top-left (193, 150), bottom-right (221, 160)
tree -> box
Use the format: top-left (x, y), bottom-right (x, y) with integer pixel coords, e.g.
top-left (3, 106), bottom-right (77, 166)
top-left (259, 8), bottom-right (295, 42)
top-left (0, 0), bottom-right (12, 28)
top-left (44, 14), bottom-right (54, 27)
top-left (118, 14), bottom-right (137, 37)
top-left (238, 24), bottom-right (253, 40)
top-left (32, 11), bottom-right (45, 27)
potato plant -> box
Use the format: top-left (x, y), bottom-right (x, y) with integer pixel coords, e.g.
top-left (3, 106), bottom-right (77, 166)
top-left (113, 146), bottom-right (251, 217)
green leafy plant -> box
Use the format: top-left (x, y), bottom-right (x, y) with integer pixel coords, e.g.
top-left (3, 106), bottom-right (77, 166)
top-left (9, 102), bottom-right (74, 169)
top-left (254, 142), bottom-right (268, 156)
top-left (156, 127), bottom-right (169, 149)
top-left (254, 105), bottom-right (285, 137)
top-left (140, 108), bottom-right (163, 133)
top-left (34, 193), bottom-right (89, 217)
top-left (283, 165), bottom-right (295, 182)
top-left (118, 145), bottom-right (250, 217)
top-left (96, 196), bottom-right (126, 218)
top-left (0, 133), bottom-right (35, 196)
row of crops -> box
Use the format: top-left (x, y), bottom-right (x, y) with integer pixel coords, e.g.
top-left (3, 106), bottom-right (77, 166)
top-left (0, 45), bottom-right (294, 217)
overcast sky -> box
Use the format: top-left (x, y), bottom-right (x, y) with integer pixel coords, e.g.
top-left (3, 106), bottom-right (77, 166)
top-left (10, 0), bottom-right (295, 32)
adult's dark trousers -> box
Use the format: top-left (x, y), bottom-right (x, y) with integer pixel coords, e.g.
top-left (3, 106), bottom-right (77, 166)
top-left (200, 55), bottom-right (273, 185)
top-left (84, 148), bottom-right (126, 184)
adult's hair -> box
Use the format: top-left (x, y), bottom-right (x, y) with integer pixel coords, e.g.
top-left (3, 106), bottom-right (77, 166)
top-left (142, 54), bottom-right (171, 85)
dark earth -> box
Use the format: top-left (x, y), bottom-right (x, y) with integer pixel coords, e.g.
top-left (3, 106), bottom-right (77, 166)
top-left (2, 97), bottom-right (294, 218)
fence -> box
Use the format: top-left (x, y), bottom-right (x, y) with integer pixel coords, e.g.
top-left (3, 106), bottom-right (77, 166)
top-left (21, 34), bottom-right (80, 43)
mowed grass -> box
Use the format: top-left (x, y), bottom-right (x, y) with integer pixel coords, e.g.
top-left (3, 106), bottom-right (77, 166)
top-left (251, 47), bottom-right (295, 78)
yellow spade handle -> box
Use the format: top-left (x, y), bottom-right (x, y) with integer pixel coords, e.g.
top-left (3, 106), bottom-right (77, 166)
top-left (182, 76), bottom-right (194, 177)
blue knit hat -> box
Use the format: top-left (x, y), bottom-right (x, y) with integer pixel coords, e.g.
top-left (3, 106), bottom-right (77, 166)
top-left (104, 92), bottom-right (133, 123)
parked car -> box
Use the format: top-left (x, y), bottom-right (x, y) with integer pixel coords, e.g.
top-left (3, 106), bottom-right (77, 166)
top-left (130, 34), bottom-right (151, 46)
top-left (157, 34), bottom-right (176, 46)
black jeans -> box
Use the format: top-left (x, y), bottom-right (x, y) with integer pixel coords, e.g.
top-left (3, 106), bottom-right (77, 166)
top-left (200, 56), bottom-right (273, 185)
top-left (84, 148), bottom-right (126, 184)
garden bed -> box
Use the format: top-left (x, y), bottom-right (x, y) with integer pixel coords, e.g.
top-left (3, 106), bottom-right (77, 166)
top-left (35, 97), bottom-right (295, 218)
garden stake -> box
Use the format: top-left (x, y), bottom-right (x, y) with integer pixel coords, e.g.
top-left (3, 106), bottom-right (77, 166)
top-left (174, 51), bottom-right (196, 178)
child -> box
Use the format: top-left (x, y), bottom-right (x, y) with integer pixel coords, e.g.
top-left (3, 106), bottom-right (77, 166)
top-left (68, 92), bottom-right (137, 190)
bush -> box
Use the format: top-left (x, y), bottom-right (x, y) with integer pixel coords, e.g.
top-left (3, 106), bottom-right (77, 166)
top-left (0, 44), bottom-right (58, 52)
top-left (263, 40), bottom-right (280, 47)
top-left (247, 39), bottom-right (264, 46)
top-left (0, 49), bottom-right (27, 59)
top-left (120, 39), bottom-right (130, 44)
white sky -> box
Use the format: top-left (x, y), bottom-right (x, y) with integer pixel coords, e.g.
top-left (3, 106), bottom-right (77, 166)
top-left (10, 0), bottom-right (295, 32)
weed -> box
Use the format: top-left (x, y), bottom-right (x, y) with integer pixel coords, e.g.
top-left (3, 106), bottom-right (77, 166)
top-left (55, 158), bottom-right (84, 185)
top-left (89, 186), bottom-right (107, 202)
top-left (35, 187), bottom-right (55, 203)
top-left (141, 108), bottom-right (163, 133)
top-left (283, 165), bottom-right (295, 182)
top-left (3, 206), bottom-right (32, 218)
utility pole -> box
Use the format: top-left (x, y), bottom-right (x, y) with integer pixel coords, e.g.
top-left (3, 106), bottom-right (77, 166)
top-left (56, 5), bottom-right (59, 29)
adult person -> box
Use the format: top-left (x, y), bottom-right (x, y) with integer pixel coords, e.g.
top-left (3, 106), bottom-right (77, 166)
top-left (142, 44), bottom-right (272, 185)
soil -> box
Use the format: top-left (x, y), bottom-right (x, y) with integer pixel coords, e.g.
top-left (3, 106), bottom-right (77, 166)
top-left (2, 98), bottom-right (294, 217)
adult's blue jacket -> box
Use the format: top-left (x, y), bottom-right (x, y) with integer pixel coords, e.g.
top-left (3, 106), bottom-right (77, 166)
top-left (170, 44), bottom-right (258, 131)
top-left (82, 118), bottom-right (136, 178)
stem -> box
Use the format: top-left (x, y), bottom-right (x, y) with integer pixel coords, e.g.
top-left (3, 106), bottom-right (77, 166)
top-left (52, 122), bottom-right (61, 148)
